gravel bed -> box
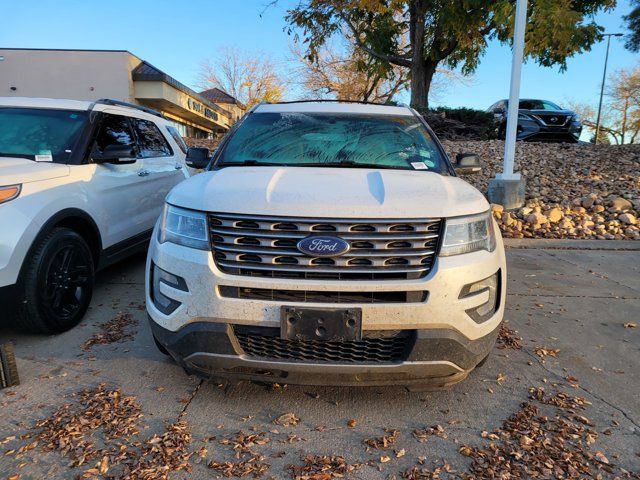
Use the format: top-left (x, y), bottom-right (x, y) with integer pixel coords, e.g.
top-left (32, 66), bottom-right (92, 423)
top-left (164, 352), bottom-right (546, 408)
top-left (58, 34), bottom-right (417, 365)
top-left (442, 141), bottom-right (640, 240)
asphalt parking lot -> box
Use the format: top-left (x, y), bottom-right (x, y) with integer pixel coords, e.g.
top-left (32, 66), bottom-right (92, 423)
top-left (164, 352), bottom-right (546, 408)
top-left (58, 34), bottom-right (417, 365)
top-left (1, 242), bottom-right (639, 479)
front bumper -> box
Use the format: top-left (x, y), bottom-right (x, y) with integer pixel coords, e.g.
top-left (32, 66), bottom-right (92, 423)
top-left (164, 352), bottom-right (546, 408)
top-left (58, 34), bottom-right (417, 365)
top-left (0, 197), bottom-right (41, 288)
top-left (146, 225), bottom-right (506, 386)
top-left (150, 318), bottom-right (500, 386)
top-left (516, 118), bottom-right (582, 142)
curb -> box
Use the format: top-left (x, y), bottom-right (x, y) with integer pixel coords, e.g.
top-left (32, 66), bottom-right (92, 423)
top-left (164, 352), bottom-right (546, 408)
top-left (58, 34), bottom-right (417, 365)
top-left (503, 238), bottom-right (640, 251)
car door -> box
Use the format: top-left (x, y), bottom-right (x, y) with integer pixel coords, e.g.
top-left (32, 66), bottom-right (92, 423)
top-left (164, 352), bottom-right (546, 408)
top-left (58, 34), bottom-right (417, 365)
top-left (130, 118), bottom-right (187, 222)
top-left (84, 111), bottom-right (159, 248)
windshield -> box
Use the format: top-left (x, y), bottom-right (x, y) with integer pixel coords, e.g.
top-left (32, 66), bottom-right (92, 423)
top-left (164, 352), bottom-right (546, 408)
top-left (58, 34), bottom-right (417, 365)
top-left (517, 100), bottom-right (562, 110)
top-left (0, 107), bottom-right (88, 163)
top-left (217, 112), bottom-right (447, 173)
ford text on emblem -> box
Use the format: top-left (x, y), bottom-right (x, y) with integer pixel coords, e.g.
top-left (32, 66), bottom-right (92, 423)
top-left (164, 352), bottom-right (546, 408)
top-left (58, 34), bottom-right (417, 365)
top-left (297, 236), bottom-right (350, 257)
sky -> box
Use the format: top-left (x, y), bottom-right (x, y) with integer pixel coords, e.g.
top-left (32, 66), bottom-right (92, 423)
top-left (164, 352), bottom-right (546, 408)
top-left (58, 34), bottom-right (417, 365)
top-left (0, 0), bottom-right (637, 113)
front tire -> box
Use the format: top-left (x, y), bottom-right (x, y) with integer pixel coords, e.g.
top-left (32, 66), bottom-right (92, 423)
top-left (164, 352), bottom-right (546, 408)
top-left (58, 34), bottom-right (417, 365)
top-left (15, 228), bottom-right (95, 333)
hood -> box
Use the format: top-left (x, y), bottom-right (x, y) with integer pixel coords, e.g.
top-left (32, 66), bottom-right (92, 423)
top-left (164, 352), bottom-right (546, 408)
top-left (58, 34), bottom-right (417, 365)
top-left (167, 166), bottom-right (488, 218)
top-left (520, 109), bottom-right (575, 116)
top-left (0, 157), bottom-right (70, 185)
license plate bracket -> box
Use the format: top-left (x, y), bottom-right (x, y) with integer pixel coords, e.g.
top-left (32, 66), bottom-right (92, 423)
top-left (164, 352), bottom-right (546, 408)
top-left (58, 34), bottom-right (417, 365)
top-left (280, 307), bottom-right (362, 342)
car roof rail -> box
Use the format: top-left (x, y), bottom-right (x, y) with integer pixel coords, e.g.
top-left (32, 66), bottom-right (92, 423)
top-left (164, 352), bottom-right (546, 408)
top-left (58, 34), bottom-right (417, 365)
top-left (271, 99), bottom-right (400, 107)
top-left (89, 98), bottom-right (164, 119)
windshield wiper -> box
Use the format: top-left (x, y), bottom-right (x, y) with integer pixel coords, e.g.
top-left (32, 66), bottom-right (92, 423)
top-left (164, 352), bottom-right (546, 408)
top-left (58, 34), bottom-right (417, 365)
top-left (0, 152), bottom-right (35, 160)
top-left (294, 161), bottom-right (406, 170)
top-left (218, 159), bottom-right (290, 167)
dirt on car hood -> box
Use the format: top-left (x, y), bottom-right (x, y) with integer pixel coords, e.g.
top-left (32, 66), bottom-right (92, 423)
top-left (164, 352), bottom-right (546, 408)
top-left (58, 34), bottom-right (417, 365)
top-left (167, 166), bottom-right (489, 218)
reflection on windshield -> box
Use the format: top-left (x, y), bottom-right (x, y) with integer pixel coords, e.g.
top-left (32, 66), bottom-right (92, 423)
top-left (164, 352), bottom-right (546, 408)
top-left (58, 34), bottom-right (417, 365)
top-left (218, 112), bottom-right (445, 173)
top-left (0, 108), bottom-right (88, 163)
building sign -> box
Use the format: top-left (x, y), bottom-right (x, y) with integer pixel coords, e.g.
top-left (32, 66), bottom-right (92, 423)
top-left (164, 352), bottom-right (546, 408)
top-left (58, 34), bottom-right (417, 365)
top-left (187, 98), bottom-right (218, 121)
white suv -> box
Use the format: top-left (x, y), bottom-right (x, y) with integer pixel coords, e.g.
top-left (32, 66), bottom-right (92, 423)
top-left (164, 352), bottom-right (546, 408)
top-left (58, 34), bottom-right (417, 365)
top-left (146, 101), bottom-right (506, 388)
top-left (0, 97), bottom-right (192, 333)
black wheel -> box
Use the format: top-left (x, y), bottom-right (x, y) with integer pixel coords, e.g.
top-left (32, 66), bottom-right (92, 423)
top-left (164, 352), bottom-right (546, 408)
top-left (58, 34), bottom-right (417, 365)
top-left (153, 335), bottom-right (170, 355)
top-left (15, 228), bottom-right (95, 333)
top-left (0, 343), bottom-right (20, 388)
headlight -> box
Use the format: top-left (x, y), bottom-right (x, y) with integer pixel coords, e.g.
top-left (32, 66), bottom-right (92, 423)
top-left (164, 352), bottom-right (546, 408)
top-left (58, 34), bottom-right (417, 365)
top-left (0, 184), bottom-right (21, 205)
top-left (159, 204), bottom-right (209, 250)
top-left (440, 211), bottom-right (496, 257)
top-left (517, 113), bottom-right (531, 120)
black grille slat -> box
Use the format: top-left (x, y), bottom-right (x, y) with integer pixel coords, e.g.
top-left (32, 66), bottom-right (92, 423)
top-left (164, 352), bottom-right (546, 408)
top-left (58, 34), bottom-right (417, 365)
top-left (234, 327), bottom-right (414, 364)
top-left (219, 286), bottom-right (428, 304)
top-left (209, 214), bottom-right (442, 280)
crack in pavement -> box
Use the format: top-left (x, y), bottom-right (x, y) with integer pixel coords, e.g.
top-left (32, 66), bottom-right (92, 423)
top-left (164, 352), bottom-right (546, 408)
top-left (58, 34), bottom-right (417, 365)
top-left (520, 346), bottom-right (640, 433)
top-left (178, 379), bottom-right (204, 419)
top-left (509, 292), bottom-right (640, 300)
top-left (543, 250), bottom-right (640, 295)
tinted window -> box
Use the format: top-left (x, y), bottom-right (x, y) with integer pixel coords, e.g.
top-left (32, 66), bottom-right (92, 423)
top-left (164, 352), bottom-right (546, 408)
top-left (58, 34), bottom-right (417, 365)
top-left (0, 108), bottom-right (87, 163)
top-left (94, 114), bottom-right (135, 154)
top-left (132, 118), bottom-right (172, 157)
top-left (166, 125), bottom-right (188, 154)
top-left (516, 100), bottom-right (562, 110)
top-left (218, 112), bottom-right (446, 173)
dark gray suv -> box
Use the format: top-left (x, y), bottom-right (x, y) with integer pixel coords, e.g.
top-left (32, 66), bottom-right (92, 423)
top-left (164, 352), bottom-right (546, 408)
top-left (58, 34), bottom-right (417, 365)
top-left (488, 99), bottom-right (583, 143)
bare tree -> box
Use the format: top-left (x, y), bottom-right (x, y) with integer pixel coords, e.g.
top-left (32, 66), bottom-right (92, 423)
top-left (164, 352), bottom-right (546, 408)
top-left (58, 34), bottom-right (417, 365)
top-left (289, 40), bottom-right (465, 104)
top-left (197, 47), bottom-right (286, 108)
top-left (290, 41), bottom-right (408, 103)
top-left (568, 65), bottom-right (640, 144)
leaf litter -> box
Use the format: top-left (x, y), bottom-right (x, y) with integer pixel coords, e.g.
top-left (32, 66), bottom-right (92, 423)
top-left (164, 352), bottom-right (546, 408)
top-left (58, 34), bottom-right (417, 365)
top-left (82, 312), bottom-right (138, 352)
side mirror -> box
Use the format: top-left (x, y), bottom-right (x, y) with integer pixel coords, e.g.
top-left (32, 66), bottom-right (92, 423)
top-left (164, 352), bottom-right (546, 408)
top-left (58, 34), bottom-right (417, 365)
top-left (454, 153), bottom-right (482, 174)
top-left (93, 144), bottom-right (137, 164)
top-left (185, 147), bottom-right (210, 169)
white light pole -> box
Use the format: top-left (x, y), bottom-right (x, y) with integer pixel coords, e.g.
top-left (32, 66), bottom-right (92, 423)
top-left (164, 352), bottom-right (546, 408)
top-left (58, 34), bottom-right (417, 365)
top-left (594, 33), bottom-right (623, 144)
top-left (488, 0), bottom-right (527, 209)
top-left (499, 0), bottom-right (527, 180)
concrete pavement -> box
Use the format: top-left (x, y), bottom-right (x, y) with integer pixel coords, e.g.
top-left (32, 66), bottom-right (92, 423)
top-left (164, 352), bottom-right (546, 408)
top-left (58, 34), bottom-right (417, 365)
top-left (1, 244), bottom-right (639, 479)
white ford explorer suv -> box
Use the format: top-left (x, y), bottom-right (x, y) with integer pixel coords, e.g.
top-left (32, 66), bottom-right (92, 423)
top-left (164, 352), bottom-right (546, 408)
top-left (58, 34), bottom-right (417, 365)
top-left (0, 97), bottom-right (193, 333)
top-left (146, 101), bottom-right (506, 388)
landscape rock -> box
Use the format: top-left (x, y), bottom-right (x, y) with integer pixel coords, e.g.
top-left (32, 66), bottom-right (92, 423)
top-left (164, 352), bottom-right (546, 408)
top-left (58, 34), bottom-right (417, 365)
top-left (441, 140), bottom-right (640, 240)
top-left (619, 213), bottom-right (637, 225)
top-left (609, 197), bottom-right (633, 212)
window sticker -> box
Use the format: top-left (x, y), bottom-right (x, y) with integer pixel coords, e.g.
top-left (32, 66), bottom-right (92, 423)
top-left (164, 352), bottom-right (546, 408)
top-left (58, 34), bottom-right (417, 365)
top-left (411, 161), bottom-right (428, 170)
top-left (419, 149), bottom-right (431, 158)
top-left (35, 150), bottom-right (53, 162)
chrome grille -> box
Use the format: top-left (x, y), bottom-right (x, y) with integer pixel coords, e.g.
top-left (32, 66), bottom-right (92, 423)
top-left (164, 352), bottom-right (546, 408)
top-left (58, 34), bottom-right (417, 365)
top-left (208, 213), bottom-right (443, 280)
top-left (532, 114), bottom-right (570, 126)
top-left (234, 326), bottom-right (413, 364)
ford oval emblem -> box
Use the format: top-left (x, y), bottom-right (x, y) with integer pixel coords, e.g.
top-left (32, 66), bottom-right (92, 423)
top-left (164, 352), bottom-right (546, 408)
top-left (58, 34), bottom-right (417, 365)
top-left (297, 236), bottom-right (350, 257)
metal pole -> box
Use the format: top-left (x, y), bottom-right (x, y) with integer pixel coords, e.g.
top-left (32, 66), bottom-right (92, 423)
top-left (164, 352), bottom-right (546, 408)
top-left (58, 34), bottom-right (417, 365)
top-left (594, 35), bottom-right (611, 145)
top-left (594, 33), bottom-right (623, 144)
top-left (498, 0), bottom-right (527, 180)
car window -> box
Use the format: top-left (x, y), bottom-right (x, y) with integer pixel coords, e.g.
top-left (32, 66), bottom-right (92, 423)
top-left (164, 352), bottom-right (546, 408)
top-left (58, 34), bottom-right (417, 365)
top-left (0, 107), bottom-right (87, 163)
top-left (94, 114), bottom-right (135, 155)
top-left (131, 118), bottom-right (172, 158)
top-left (166, 125), bottom-right (188, 154)
top-left (517, 100), bottom-right (561, 110)
top-left (217, 112), bottom-right (447, 173)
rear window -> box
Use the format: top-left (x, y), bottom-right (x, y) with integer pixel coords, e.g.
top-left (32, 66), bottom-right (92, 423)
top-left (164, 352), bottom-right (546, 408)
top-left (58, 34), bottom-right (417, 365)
top-left (217, 112), bottom-right (447, 173)
top-left (166, 125), bottom-right (188, 154)
top-left (131, 118), bottom-right (172, 157)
